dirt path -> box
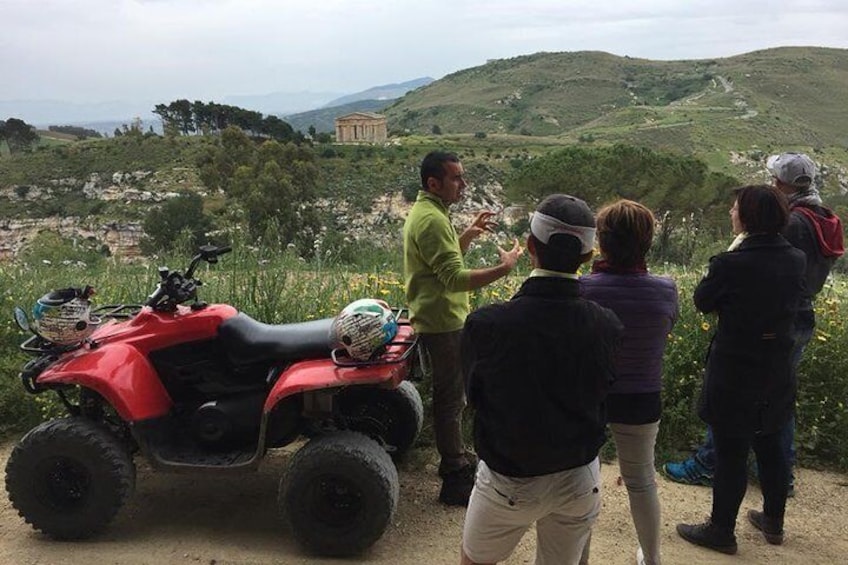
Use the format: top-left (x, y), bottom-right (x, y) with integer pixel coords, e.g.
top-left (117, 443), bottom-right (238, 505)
top-left (1, 440), bottom-right (847, 564)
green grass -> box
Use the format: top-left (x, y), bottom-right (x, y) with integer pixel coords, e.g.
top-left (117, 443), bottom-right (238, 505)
top-left (2, 249), bottom-right (847, 470)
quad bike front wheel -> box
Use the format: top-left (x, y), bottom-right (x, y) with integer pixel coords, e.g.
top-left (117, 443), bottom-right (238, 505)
top-left (336, 380), bottom-right (424, 457)
top-left (280, 431), bottom-right (399, 556)
top-left (5, 417), bottom-right (136, 539)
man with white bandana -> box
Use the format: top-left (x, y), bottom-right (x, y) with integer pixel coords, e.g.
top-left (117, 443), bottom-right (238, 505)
top-left (459, 194), bottom-right (622, 565)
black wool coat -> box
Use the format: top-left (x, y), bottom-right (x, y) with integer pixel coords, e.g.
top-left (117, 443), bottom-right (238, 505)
top-left (695, 234), bottom-right (806, 436)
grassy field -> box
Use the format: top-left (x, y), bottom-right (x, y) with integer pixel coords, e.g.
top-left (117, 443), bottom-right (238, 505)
top-left (1, 246), bottom-right (846, 471)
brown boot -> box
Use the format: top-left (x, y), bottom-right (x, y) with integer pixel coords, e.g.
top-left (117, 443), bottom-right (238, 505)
top-left (747, 509), bottom-right (784, 545)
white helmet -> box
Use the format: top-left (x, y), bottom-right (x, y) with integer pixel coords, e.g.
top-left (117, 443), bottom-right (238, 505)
top-left (330, 298), bottom-right (398, 361)
top-left (32, 287), bottom-right (101, 346)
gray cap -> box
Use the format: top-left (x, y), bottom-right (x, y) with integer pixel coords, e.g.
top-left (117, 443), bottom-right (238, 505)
top-left (766, 152), bottom-right (816, 188)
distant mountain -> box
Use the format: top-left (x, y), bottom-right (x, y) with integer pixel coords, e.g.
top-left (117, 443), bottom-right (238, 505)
top-left (321, 78), bottom-right (433, 108)
top-left (282, 77), bottom-right (434, 133)
top-left (3, 78), bottom-right (433, 132)
top-left (0, 99), bottom-right (157, 127)
top-left (2, 91), bottom-right (345, 129)
top-left (284, 99), bottom-right (392, 134)
top-left (222, 91), bottom-right (345, 117)
top-left (57, 119), bottom-right (164, 137)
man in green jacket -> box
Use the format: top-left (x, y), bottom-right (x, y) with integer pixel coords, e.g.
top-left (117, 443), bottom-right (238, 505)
top-left (404, 150), bottom-right (522, 506)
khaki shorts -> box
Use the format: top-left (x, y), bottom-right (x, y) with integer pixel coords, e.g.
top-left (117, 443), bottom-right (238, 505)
top-left (462, 458), bottom-right (600, 565)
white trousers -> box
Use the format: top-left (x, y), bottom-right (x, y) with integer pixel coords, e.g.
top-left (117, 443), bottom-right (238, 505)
top-left (462, 457), bottom-right (601, 565)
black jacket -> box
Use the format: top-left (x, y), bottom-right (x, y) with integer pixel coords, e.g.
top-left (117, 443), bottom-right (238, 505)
top-left (785, 204), bottom-right (842, 327)
top-left (695, 234), bottom-right (806, 435)
top-left (462, 276), bottom-right (622, 477)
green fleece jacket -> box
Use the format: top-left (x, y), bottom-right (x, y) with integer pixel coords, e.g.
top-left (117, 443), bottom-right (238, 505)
top-left (403, 191), bottom-right (472, 333)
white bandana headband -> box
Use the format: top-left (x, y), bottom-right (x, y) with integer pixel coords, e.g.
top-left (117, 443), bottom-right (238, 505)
top-left (530, 212), bottom-right (596, 254)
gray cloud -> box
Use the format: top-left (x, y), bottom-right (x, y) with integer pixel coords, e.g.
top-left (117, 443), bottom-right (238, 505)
top-left (2, 0), bottom-right (847, 111)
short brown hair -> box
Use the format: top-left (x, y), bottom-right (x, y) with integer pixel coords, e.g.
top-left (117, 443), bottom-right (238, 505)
top-left (596, 199), bottom-right (655, 267)
top-left (420, 151), bottom-right (460, 189)
top-left (734, 184), bottom-right (789, 234)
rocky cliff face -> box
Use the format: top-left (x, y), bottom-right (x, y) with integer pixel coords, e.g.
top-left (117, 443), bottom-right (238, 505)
top-left (322, 180), bottom-right (512, 247)
top-left (0, 168), bottom-right (204, 259)
top-left (0, 217), bottom-right (144, 260)
top-left (0, 164), bottom-right (519, 261)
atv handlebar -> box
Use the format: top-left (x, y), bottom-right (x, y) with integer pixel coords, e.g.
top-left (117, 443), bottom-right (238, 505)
top-left (144, 245), bottom-right (231, 311)
top-left (185, 245), bottom-right (232, 280)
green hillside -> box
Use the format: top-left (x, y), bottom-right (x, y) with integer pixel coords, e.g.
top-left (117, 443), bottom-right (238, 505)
top-left (384, 47), bottom-right (848, 159)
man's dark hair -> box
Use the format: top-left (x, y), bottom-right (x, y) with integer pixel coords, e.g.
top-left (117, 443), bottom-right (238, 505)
top-left (531, 194), bottom-right (595, 273)
top-left (734, 184), bottom-right (790, 235)
top-left (420, 151), bottom-right (460, 190)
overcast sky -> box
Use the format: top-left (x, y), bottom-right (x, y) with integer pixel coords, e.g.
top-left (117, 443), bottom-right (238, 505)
top-left (3, 0), bottom-right (848, 105)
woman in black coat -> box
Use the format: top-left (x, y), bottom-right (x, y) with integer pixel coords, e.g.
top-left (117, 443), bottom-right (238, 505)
top-left (677, 185), bottom-right (806, 555)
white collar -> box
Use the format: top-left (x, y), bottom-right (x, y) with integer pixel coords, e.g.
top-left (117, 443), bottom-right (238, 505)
top-left (529, 268), bottom-right (578, 280)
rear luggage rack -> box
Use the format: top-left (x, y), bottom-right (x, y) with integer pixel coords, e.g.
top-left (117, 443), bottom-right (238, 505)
top-left (331, 317), bottom-right (418, 368)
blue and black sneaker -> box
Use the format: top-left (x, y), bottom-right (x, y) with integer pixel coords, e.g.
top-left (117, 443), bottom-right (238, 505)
top-left (662, 457), bottom-right (713, 486)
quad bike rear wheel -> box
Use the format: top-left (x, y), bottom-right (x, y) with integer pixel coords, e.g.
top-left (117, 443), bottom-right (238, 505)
top-left (336, 380), bottom-right (424, 457)
top-left (280, 431), bottom-right (399, 556)
top-left (5, 417), bottom-right (136, 539)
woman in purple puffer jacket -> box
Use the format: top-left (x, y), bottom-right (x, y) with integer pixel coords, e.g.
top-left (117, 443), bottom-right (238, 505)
top-left (580, 200), bottom-right (679, 565)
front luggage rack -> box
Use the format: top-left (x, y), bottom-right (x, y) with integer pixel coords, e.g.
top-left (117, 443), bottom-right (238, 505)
top-left (18, 304), bottom-right (142, 355)
top-left (92, 303), bottom-right (143, 319)
top-left (19, 334), bottom-right (81, 355)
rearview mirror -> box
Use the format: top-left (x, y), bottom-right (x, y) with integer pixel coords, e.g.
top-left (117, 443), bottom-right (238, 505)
top-left (13, 307), bottom-right (31, 332)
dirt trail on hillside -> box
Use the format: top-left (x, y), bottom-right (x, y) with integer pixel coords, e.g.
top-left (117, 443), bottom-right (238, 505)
top-left (1, 440), bottom-right (847, 565)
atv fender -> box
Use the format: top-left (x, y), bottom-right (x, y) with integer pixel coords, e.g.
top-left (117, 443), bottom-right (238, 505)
top-left (264, 325), bottom-right (415, 413)
top-left (264, 359), bottom-right (408, 412)
top-left (36, 342), bottom-right (172, 421)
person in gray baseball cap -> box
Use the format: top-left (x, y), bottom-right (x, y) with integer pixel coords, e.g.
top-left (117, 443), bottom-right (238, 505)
top-left (663, 151), bottom-right (844, 501)
top-left (766, 152), bottom-right (817, 189)
top-left (766, 152), bottom-right (844, 383)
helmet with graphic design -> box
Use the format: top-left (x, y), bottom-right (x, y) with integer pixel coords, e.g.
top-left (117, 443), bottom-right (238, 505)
top-left (330, 298), bottom-right (398, 360)
top-left (32, 286), bottom-right (100, 346)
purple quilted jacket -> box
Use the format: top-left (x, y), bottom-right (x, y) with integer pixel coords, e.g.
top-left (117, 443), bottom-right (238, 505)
top-left (580, 270), bottom-right (678, 394)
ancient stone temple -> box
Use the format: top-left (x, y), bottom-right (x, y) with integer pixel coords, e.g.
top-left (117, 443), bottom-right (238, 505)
top-left (334, 112), bottom-right (388, 143)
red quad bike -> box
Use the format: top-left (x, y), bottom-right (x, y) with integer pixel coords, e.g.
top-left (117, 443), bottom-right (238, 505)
top-left (5, 245), bottom-right (423, 557)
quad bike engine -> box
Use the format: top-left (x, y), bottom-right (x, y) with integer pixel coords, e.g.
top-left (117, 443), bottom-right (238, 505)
top-left (190, 392), bottom-right (265, 448)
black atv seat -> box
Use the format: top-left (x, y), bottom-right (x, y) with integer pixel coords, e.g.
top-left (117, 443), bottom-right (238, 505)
top-left (218, 313), bottom-right (334, 366)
